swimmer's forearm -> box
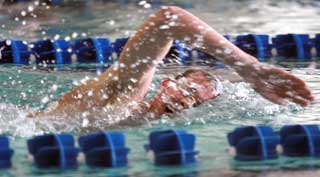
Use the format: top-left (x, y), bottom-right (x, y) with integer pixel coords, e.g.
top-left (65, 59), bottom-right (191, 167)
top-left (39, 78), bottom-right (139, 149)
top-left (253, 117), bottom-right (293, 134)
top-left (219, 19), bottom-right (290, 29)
top-left (108, 6), bottom-right (260, 101)
top-left (117, 6), bottom-right (258, 88)
top-left (158, 6), bottom-right (259, 66)
top-left (53, 6), bottom-right (261, 114)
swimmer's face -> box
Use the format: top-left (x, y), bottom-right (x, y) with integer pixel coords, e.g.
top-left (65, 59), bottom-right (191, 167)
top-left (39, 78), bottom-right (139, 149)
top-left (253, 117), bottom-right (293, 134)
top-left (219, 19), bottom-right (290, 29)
top-left (149, 71), bottom-right (220, 117)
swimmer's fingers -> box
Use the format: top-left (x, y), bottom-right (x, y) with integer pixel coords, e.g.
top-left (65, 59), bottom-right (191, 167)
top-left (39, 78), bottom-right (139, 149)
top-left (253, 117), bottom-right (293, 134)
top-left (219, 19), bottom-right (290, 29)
top-left (269, 71), bottom-right (314, 106)
top-left (252, 81), bottom-right (288, 106)
top-left (288, 95), bottom-right (311, 107)
top-left (254, 65), bottom-right (314, 106)
top-left (288, 79), bottom-right (314, 102)
top-left (241, 62), bottom-right (314, 106)
top-left (279, 85), bottom-right (313, 106)
top-left (276, 70), bottom-right (314, 101)
top-left (270, 83), bottom-right (310, 106)
top-left (261, 79), bottom-right (311, 106)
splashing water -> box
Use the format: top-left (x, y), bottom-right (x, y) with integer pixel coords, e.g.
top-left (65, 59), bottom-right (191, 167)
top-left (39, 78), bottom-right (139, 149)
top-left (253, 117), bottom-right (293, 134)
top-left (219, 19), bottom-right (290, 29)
top-left (0, 64), bottom-right (309, 137)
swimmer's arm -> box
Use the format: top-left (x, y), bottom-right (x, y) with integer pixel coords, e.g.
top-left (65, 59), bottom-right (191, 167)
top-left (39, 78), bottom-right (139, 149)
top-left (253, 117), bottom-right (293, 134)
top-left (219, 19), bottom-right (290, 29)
top-left (43, 5), bottom-right (313, 116)
top-left (111, 6), bottom-right (256, 100)
top-left (116, 6), bottom-right (314, 106)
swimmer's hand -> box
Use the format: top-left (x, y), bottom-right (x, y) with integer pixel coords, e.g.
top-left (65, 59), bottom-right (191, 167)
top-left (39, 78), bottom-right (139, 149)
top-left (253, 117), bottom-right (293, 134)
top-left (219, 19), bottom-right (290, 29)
top-left (235, 62), bottom-right (315, 106)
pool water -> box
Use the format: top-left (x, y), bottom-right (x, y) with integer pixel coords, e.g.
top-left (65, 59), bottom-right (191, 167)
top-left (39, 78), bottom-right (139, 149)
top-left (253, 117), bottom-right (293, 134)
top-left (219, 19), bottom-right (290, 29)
top-left (0, 0), bottom-right (320, 176)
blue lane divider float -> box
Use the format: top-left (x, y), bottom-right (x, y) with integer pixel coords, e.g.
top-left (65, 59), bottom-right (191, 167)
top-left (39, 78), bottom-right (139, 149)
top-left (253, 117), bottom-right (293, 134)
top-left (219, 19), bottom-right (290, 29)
top-left (0, 40), bottom-right (30, 64)
top-left (0, 136), bottom-right (14, 169)
top-left (3, 0), bottom-right (63, 5)
top-left (50, 0), bottom-right (64, 5)
top-left (148, 0), bottom-right (193, 8)
top-left (144, 130), bottom-right (198, 166)
top-left (280, 124), bottom-right (320, 157)
top-left (27, 134), bottom-right (79, 169)
top-left (227, 126), bottom-right (280, 161)
top-left (111, 37), bottom-right (129, 58)
top-left (235, 34), bottom-right (272, 61)
top-left (78, 131), bottom-right (130, 168)
top-left (74, 38), bottom-right (112, 63)
top-left (165, 40), bottom-right (191, 64)
top-left (0, 33), bottom-right (319, 66)
top-left (315, 34), bottom-right (320, 57)
top-left (191, 35), bottom-right (231, 61)
top-left (272, 34), bottom-right (312, 61)
top-left (31, 39), bottom-right (72, 65)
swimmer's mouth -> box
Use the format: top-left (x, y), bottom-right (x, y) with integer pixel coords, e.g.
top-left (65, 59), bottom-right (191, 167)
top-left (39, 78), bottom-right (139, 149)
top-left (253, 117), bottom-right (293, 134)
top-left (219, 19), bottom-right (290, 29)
top-left (165, 106), bottom-right (175, 114)
top-left (164, 97), bottom-right (198, 114)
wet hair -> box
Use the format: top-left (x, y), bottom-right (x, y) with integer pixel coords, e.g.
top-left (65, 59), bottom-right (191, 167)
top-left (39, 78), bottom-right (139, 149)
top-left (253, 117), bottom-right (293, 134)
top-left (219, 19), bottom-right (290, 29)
top-left (175, 69), bottom-right (223, 97)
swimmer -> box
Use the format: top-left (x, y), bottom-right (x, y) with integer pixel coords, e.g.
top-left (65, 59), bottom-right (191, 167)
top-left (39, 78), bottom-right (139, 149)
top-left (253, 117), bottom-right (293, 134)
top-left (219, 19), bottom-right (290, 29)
top-left (30, 6), bottom-right (314, 119)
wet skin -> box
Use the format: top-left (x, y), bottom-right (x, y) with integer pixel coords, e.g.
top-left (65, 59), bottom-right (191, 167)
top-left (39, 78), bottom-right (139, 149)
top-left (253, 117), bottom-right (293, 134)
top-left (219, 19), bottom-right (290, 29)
top-left (148, 71), bottom-right (219, 118)
top-left (29, 6), bottom-right (314, 119)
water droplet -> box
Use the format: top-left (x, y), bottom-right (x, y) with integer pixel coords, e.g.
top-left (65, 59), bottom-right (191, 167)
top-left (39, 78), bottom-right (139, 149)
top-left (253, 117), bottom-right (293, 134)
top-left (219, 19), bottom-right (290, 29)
top-left (5, 40), bottom-right (11, 45)
top-left (82, 119), bottom-right (89, 127)
top-left (88, 90), bottom-right (93, 97)
top-left (109, 20), bottom-right (115, 26)
top-left (21, 11), bottom-right (27, 17)
top-left (224, 48), bottom-right (233, 54)
top-left (138, 0), bottom-right (146, 6)
top-left (41, 96), bottom-right (49, 103)
top-left (28, 5), bottom-right (34, 12)
top-left (159, 25), bottom-right (170, 30)
top-left (72, 32), bottom-right (78, 38)
top-left (144, 3), bottom-right (151, 8)
top-left (54, 34), bottom-right (60, 40)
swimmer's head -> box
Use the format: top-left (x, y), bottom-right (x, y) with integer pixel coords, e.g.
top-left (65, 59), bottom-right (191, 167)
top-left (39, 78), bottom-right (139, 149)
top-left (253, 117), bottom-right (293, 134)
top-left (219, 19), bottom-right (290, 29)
top-left (149, 69), bottom-right (222, 117)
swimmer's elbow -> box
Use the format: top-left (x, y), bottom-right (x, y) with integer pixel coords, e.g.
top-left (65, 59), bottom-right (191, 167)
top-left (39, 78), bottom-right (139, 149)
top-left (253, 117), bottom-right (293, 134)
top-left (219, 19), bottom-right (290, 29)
top-left (157, 5), bottom-right (186, 16)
